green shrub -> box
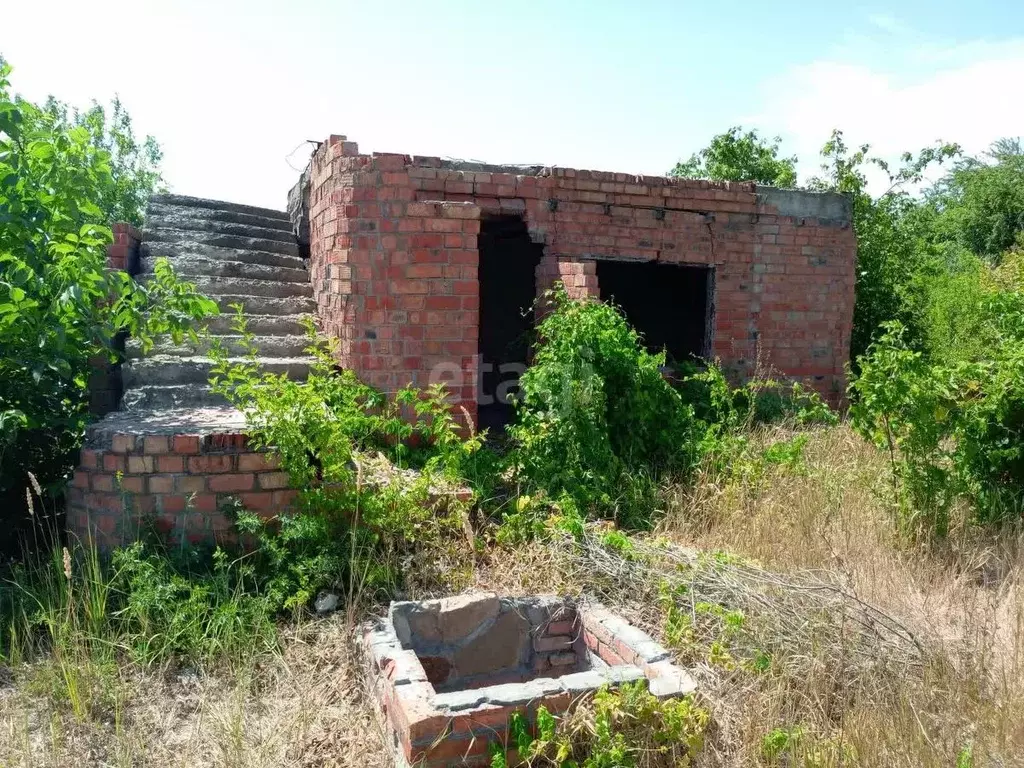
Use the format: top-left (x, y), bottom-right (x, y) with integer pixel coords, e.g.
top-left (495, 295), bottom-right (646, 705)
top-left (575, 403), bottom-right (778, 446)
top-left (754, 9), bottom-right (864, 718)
top-left (760, 725), bottom-right (856, 767)
top-left (110, 542), bottom-right (278, 666)
top-left (851, 318), bottom-right (1024, 534)
top-left (209, 309), bottom-right (479, 603)
top-left (501, 290), bottom-right (836, 538)
top-left (1, 533), bottom-right (278, 702)
top-left (508, 288), bottom-right (701, 529)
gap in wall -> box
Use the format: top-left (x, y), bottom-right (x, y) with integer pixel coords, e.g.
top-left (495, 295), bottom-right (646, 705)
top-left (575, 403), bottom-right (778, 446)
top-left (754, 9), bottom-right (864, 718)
top-left (477, 216), bottom-right (544, 433)
top-left (596, 260), bottom-right (713, 369)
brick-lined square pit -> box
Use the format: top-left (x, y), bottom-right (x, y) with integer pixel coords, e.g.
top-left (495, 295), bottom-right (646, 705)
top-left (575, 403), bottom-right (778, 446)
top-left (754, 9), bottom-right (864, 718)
top-left (362, 593), bottom-right (696, 767)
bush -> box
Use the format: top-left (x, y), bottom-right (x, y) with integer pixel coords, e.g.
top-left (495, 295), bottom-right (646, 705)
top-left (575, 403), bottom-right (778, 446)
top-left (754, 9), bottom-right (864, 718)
top-left (1, 534), bottom-right (278, 702)
top-left (851, 318), bottom-right (1024, 534)
top-left (501, 290), bottom-right (837, 538)
top-left (508, 289), bottom-right (702, 529)
top-left (0, 61), bottom-right (215, 525)
top-left (210, 310), bottom-right (480, 604)
top-left (110, 542), bottom-right (278, 666)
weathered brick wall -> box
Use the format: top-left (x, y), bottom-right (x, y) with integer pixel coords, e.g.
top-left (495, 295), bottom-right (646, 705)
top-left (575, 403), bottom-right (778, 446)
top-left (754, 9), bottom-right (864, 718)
top-left (67, 429), bottom-right (293, 548)
top-left (309, 135), bottom-right (856, 418)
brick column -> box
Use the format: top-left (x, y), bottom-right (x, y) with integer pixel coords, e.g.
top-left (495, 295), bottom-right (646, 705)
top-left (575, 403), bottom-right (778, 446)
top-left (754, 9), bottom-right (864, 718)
top-left (107, 223), bottom-right (141, 272)
top-left (88, 223), bottom-right (141, 417)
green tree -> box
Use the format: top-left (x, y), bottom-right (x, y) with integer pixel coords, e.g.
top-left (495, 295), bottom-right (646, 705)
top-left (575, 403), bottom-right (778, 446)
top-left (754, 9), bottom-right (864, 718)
top-left (40, 95), bottom-right (164, 225)
top-left (0, 61), bottom-right (216, 512)
top-left (670, 126), bottom-right (798, 187)
top-left (924, 138), bottom-right (1024, 261)
top-left (807, 130), bottom-right (960, 363)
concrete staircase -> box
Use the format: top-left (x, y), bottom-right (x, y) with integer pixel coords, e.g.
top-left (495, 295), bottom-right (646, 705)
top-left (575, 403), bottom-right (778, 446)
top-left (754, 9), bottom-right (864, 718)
top-left (121, 193), bottom-right (315, 414)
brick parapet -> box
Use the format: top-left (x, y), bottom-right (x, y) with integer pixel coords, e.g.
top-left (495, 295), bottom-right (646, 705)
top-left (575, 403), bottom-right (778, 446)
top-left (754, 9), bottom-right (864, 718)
top-left (66, 428), bottom-right (294, 548)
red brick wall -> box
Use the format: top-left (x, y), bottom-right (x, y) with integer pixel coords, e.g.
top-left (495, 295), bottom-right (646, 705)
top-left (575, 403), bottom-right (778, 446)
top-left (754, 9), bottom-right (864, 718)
top-left (308, 136), bottom-right (857, 415)
top-left (67, 430), bottom-right (293, 548)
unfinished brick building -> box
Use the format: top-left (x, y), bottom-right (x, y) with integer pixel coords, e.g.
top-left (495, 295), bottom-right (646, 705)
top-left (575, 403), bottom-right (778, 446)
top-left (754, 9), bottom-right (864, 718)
top-left (304, 134), bottom-right (856, 430)
top-left (67, 132), bottom-right (856, 545)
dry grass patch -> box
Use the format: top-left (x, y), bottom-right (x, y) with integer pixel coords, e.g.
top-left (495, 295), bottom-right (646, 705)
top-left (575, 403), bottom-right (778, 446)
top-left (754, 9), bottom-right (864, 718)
top-left (0, 617), bottom-right (390, 768)
top-left (479, 424), bottom-right (1024, 765)
top-left (657, 423), bottom-right (1024, 766)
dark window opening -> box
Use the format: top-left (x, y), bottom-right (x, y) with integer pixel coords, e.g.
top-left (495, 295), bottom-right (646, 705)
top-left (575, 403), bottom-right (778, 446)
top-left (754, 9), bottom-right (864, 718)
top-left (597, 260), bottom-right (713, 369)
top-left (477, 216), bottom-right (544, 432)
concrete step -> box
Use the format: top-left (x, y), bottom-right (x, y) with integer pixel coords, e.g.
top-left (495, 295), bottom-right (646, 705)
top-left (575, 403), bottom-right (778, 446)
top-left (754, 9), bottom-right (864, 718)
top-left (143, 228), bottom-right (300, 257)
top-left (126, 334), bottom-right (312, 359)
top-left (148, 193), bottom-right (291, 224)
top-left (145, 213), bottom-right (296, 244)
top-left (123, 355), bottom-right (314, 387)
top-left (120, 384), bottom-right (228, 411)
top-left (142, 242), bottom-right (306, 270)
top-left (204, 313), bottom-right (310, 336)
top-left (211, 293), bottom-right (316, 315)
top-left (138, 255), bottom-right (309, 284)
top-left (143, 274), bottom-right (313, 299)
top-left (87, 405), bottom-right (249, 437)
top-left (147, 201), bottom-right (292, 234)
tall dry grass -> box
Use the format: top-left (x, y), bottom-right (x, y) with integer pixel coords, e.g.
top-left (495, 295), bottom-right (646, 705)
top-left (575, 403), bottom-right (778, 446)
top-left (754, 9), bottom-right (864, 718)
top-left (658, 423), bottom-right (1024, 767)
top-left (0, 618), bottom-right (391, 768)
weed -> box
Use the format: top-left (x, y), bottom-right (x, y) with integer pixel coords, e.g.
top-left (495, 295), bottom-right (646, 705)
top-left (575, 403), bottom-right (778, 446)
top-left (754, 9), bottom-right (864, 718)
top-left (488, 682), bottom-right (709, 767)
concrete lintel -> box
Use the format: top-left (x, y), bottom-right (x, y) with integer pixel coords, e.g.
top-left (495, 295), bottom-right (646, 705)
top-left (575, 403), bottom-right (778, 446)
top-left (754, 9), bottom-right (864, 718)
top-left (754, 186), bottom-right (853, 224)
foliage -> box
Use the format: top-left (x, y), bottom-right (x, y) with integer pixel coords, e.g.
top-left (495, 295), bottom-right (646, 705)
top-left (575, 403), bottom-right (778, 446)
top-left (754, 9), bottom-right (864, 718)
top-left (39, 94), bottom-right (164, 226)
top-left (508, 288), bottom-right (702, 529)
top-left (684, 364), bottom-right (830, 485)
top-left (210, 309), bottom-right (480, 604)
top-left (925, 138), bottom-right (1024, 261)
top-left (494, 492), bottom-right (587, 547)
top-left (488, 683), bottom-right (709, 767)
top-left (0, 532), bottom-right (278, 724)
top-left (109, 541), bottom-right (278, 666)
top-left (502, 291), bottom-right (836, 539)
top-left (0, 61), bottom-right (214, 512)
top-left (760, 725), bottom-right (856, 767)
top-left (670, 126), bottom-right (797, 187)
top-left (806, 130), bottom-right (960, 363)
top-left (851, 319), bottom-right (1024, 534)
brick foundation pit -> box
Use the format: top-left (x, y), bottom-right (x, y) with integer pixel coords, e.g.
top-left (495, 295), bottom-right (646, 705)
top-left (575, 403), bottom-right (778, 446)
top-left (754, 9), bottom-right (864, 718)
top-left (363, 593), bottom-right (696, 767)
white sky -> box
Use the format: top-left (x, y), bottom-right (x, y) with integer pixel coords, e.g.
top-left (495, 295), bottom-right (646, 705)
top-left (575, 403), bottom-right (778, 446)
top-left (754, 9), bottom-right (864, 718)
top-left (3, 1), bottom-right (1022, 209)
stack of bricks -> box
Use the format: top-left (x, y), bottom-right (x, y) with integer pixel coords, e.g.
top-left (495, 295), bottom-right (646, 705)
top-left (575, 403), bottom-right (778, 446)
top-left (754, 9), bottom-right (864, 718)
top-left (532, 607), bottom-right (583, 675)
top-left (307, 134), bottom-right (857, 412)
top-left (66, 430), bottom-right (294, 547)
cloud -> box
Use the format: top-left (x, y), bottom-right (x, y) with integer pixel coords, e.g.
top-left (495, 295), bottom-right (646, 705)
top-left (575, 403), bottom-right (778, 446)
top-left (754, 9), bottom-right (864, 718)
top-left (752, 33), bottom-right (1024, 190)
top-left (866, 13), bottom-right (905, 34)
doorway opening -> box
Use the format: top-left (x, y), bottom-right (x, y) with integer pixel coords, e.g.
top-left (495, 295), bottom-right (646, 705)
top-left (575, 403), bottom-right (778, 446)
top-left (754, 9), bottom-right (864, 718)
top-left (596, 260), bottom-right (713, 369)
top-left (477, 216), bottom-right (544, 432)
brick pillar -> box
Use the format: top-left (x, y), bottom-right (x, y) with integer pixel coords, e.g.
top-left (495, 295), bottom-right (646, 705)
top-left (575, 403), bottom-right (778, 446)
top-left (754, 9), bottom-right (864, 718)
top-left (107, 223), bottom-right (141, 272)
top-left (88, 223), bottom-right (141, 417)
